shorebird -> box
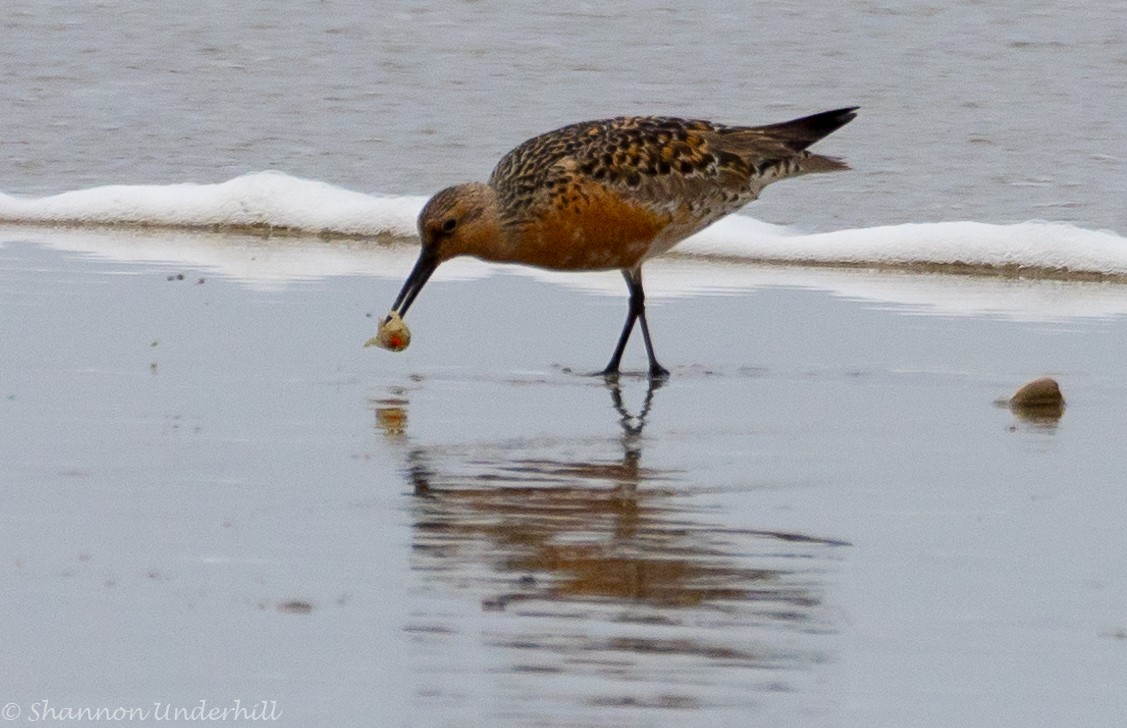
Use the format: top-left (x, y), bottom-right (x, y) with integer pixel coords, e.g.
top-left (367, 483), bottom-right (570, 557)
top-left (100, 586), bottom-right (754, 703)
top-left (387, 107), bottom-right (857, 378)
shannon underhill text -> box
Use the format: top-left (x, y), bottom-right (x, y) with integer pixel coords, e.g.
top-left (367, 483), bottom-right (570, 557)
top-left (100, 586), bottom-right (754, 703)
top-left (25, 699), bottom-right (282, 722)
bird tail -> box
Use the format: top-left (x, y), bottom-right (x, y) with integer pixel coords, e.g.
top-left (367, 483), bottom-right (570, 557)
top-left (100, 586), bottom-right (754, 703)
top-left (756, 107), bottom-right (859, 151)
top-left (760, 107), bottom-right (858, 175)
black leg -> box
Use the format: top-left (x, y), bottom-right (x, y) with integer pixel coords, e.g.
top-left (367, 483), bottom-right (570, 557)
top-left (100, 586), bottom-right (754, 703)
top-left (637, 309), bottom-right (669, 379)
top-left (601, 267), bottom-right (668, 379)
top-left (601, 277), bottom-right (637, 377)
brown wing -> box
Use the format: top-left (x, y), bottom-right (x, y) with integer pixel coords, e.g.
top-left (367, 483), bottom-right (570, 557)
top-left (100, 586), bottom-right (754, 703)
top-left (490, 109), bottom-right (855, 237)
top-left (490, 117), bottom-right (745, 227)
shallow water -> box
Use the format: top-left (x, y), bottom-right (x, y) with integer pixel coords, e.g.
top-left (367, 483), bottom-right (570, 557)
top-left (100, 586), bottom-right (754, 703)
top-left (3, 1), bottom-right (1127, 726)
top-left (4, 234), bottom-right (1127, 726)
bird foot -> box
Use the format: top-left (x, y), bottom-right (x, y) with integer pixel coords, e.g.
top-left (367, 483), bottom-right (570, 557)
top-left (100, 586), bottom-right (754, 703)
top-left (594, 365), bottom-right (668, 381)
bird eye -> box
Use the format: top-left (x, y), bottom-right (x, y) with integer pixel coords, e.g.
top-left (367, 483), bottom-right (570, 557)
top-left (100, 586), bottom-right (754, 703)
top-left (442, 218), bottom-right (457, 233)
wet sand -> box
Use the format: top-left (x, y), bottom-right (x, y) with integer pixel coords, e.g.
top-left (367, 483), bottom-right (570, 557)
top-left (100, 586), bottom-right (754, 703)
top-left (4, 232), bottom-right (1127, 727)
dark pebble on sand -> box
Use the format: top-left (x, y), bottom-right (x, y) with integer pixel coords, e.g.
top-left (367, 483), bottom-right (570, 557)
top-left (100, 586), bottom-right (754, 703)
top-left (1008, 376), bottom-right (1065, 422)
top-left (276, 600), bottom-right (314, 615)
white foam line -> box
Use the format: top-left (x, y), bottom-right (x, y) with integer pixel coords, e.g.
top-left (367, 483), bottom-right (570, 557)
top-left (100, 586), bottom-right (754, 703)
top-left (2, 171), bottom-right (1126, 278)
top-left (681, 217), bottom-right (1127, 275)
top-left (0, 171), bottom-right (423, 238)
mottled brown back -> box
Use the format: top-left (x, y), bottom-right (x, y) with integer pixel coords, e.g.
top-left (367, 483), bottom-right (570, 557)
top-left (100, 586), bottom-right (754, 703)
top-left (489, 108), bottom-right (857, 234)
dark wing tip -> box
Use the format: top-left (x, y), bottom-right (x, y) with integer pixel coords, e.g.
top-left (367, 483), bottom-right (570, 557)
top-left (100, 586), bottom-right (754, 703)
top-left (823, 106), bottom-right (860, 128)
top-left (754, 107), bottom-right (860, 151)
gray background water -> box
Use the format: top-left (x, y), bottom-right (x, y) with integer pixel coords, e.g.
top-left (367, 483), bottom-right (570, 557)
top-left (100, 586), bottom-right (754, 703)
top-left (2, 0), bottom-right (1125, 232)
top-left (4, 3), bottom-right (1127, 728)
top-left (4, 236), bottom-right (1127, 727)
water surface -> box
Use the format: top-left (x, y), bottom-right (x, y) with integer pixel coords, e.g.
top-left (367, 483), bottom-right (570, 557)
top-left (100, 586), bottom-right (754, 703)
top-left (4, 236), bottom-right (1127, 726)
top-left (3, 1), bottom-right (1127, 726)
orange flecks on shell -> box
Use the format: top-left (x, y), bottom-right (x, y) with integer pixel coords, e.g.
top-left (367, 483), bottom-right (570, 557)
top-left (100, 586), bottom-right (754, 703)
top-left (365, 311), bottom-right (411, 352)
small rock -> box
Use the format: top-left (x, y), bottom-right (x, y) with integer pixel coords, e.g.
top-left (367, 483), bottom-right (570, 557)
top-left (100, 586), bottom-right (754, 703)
top-left (1008, 376), bottom-right (1065, 422)
top-left (276, 600), bottom-right (314, 615)
top-left (1009, 377), bottom-right (1064, 408)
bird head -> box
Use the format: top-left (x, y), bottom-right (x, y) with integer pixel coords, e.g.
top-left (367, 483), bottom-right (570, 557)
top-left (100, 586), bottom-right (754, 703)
top-left (388, 183), bottom-right (498, 320)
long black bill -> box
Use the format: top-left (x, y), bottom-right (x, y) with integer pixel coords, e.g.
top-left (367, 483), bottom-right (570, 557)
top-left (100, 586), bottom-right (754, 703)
top-left (390, 251), bottom-right (439, 318)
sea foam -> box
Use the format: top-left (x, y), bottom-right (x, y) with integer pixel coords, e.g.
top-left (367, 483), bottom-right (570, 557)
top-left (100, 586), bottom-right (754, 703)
top-left (0, 171), bottom-right (423, 238)
top-left (2, 171), bottom-right (1126, 279)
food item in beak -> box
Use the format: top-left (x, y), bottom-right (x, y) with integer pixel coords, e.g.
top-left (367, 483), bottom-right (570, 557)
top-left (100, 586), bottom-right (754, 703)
top-left (365, 311), bottom-right (411, 351)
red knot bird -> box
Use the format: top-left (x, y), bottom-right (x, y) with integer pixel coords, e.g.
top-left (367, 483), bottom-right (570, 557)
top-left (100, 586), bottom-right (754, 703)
top-left (386, 107), bottom-right (857, 378)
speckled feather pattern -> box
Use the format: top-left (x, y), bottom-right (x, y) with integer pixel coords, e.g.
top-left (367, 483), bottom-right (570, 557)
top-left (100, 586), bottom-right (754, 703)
top-left (415, 108), bottom-right (856, 272)
top-left (489, 112), bottom-right (853, 248)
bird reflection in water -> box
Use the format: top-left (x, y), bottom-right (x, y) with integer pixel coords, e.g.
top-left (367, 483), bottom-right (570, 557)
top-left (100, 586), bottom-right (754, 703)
top-left (371, 378), bottom-right (847, 716)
